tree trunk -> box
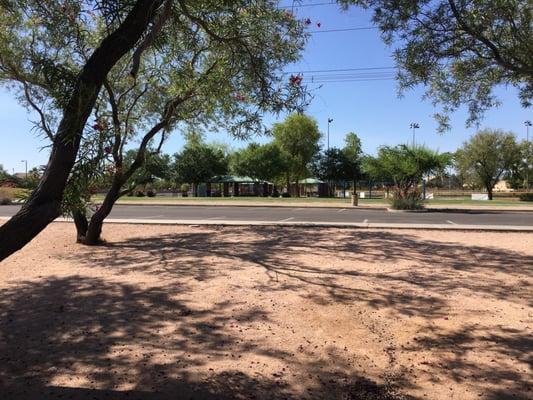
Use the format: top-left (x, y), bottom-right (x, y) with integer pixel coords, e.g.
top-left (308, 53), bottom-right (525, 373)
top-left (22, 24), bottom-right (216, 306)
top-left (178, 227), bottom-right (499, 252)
top-left (84, 176), bottom-right (124, 245)
top-left (286, 172), bottom-right (291, 195)
top-left (0, 0), bottom-right (162, 261)
top-left (72, 208), bottom-right (89, 243)
top-left (487, 185), bottom-right (493, 200)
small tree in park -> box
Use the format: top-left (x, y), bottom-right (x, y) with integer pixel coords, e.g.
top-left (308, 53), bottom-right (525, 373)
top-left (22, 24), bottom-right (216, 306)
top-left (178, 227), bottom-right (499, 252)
top-left (173, 144), bottom-right (229, 197)
top-left (310, 148), bottom-right (355, 197)
top-left (272, 113), bottom-right (321, 194)
top-left (455, 130), bottom-right (520, 200)
top-left (365, 145), bottom-right (451, 209)
top-left (342, 132), bottom-right (364, 193)
top-left (230, 143), bottom-right (287, 185)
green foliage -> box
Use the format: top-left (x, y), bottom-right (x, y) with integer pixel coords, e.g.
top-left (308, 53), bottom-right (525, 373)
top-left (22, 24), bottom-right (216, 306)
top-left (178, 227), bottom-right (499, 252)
top-left (506, 140), bottom-right (533, 189)
top-left (123, 150), bottom-right (171, 189)
top-left (173, 143), bottom-right (229, 186)
top-left (272, 113), bottom-right (321, 183)
top-left (340, 0), bottom-right (533, 130)
top-left (455, 129), bottom-right (520, 199)
top-left (310, 148), bottom-right (358, 184)
top-left (519, 193), bottom-right (533, 202)
top-left (343, 132), bottom-right (363, 161)
top-left (390, 193), bottom-right (425, 210)
top-left (365, 144), bottom-right (451, 202)
top-left (1, 0), bottom-right (310, 229)
top-left (230, 142), bottom-right (286, 182)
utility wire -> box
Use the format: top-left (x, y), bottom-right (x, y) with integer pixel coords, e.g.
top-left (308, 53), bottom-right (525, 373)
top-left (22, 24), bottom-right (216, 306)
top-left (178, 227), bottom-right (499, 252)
top-left (283, 67), bottom-right (396, 74)
top-left (309, 26), bottom-right (377, 33)
top-left (278, 1), bottom-right (337, 9)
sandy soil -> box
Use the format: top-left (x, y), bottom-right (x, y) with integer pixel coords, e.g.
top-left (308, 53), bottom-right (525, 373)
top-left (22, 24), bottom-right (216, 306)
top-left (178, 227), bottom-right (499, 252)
top-left (0, 223), bottom-right (531, 400)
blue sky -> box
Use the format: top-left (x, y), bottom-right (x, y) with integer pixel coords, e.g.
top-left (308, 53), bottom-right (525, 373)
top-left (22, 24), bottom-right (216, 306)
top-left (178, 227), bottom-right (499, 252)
top-left (1, 1), bottom-right (531, 174)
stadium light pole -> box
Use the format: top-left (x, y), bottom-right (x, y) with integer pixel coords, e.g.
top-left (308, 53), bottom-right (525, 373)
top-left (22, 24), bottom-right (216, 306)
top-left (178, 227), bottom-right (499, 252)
top-left (21, 160), bottom-right (27, 179)
top-left (327, 118), bottom-right (333, 150)
top-left (526, 120), bottom-right (532, 191)
top-left (409, 122), bottom-right (419, 147)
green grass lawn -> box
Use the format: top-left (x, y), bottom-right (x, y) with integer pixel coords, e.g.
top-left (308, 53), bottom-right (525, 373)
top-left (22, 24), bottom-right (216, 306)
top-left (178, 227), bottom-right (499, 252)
top-left (91, 194), bottom-right (533, 207)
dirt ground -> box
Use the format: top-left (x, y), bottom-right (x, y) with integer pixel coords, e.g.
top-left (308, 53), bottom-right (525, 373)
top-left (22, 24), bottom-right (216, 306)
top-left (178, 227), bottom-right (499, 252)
top-left (0, 223), bottom-right (531, 400)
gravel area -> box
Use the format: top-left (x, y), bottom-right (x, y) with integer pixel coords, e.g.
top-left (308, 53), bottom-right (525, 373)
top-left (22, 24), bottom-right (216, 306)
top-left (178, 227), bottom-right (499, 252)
top-left (1, 223), bottom-right (531, 399)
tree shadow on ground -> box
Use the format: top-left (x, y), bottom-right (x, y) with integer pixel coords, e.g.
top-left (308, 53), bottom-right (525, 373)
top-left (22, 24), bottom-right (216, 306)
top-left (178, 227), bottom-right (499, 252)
top-left (0, 276), bottom-right (416, 400)
top-left (56, 226), bottom-right (533, 399)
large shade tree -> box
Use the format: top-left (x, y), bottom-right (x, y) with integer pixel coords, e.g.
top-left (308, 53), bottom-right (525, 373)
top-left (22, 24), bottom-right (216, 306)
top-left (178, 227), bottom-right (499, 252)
top-left (65, 1), bottom-right (307, 244)
top-left (0, 0), bottom-right (166, 260)
top-left (455, 129), bottom-right (520, 200)
top-left (0, 1), bottom-right (308, 253)
top-left (340, 0), bottom-right (533, 130)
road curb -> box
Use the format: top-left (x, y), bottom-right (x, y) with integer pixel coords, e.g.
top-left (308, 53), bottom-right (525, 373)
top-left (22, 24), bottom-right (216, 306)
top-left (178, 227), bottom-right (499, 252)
top-left (101, 201), bottom-right (533, 213)
top-left (3, 216), bottom-right (532, 232)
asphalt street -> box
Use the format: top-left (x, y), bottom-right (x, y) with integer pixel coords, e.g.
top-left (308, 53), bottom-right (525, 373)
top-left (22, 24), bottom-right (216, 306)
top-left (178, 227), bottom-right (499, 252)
top-left (1, 204), bottom-right (533, 227)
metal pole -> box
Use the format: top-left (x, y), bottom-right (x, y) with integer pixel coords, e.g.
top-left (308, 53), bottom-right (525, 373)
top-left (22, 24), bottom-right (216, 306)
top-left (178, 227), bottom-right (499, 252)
top-left (21, 160), bottom-right (27, 179)
top-left (327, 118), bottom-right (333, 150)
top-left (526, 121), bottom-right (532, 191)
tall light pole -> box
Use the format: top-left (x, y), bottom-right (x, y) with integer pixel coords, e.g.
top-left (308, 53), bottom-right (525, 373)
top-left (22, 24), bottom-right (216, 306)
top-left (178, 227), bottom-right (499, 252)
top-left (526, 120), bottom-right (532, 191)
top-left (21, 160), bottom-right (27, 179)
top-left (409, 122), bottom-right (419, 147)
top-left (327, 118), bottom-right (333, 150)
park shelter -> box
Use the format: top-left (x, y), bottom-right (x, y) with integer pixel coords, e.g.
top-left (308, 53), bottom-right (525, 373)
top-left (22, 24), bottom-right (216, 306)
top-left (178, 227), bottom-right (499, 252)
top-left (206, 175), bottom-right (273, 197)
top-left (292, 178), bottom-right (329, 197)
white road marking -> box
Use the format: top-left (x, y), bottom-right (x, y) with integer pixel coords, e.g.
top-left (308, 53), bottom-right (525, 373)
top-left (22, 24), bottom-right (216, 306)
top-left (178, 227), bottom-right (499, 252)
top-left (337, 208), bottom-right (347, 212)
top-left (279, 217), bottom-right (295, 222)
top-left (446, 220), bottom-right (457, 225)
top-left (363, 219), bottom-right (368, 224)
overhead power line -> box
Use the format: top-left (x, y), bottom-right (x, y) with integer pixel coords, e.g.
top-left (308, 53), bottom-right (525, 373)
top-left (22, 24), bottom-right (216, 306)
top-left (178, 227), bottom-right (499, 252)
top-left (284, 67), bottom-right (396, 74)
top-left (278, 2), bottom-right (337, 9)
top-left (309, 26), bottom-right (377, 33)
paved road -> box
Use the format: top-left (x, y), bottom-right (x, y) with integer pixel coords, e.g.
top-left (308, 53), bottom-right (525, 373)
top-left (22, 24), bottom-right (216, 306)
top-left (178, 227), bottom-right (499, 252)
top-left (2, 204), bottom-right (533, 227)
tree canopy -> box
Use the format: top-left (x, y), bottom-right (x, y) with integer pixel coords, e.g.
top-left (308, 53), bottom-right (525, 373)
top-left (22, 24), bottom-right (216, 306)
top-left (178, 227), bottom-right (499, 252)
top-left (365, 144), bottom-right (451, 199)
top-left (455, 129), bottom-right (520, 199)
top-left (173, 143), bottom-right (228, 195)
top-left (340, 0), bottom-right (533, 130)
top-left (272, 113), bottom-right (321, 191)
top-left (0, 1), bottom-right (310, 251)
top-left (230, 142), bottom-right (286, 183)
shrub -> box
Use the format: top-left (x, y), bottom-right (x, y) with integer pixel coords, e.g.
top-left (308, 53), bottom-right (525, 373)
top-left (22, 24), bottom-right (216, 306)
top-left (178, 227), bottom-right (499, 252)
top-left (146, 190), bottom-right (156, 197)
top-left (390, 192), bottom-right (425, 210)
top-left (281, 192), bottom-right (291, 197)
top-left (519, 193), bottom-right (533, 202)
top-left (135, 191), bottom-right (145, 197)
top-left (0, 197), bottom-right (12, 205)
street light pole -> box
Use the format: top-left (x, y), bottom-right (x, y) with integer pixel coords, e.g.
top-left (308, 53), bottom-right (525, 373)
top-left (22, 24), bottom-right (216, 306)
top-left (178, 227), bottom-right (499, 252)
top-left (21, 160), bottom-right (27, 179)
top-left (327, 118), bottom-right (333, 150)
top-left (409, 122), bottom-right (419, 147)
